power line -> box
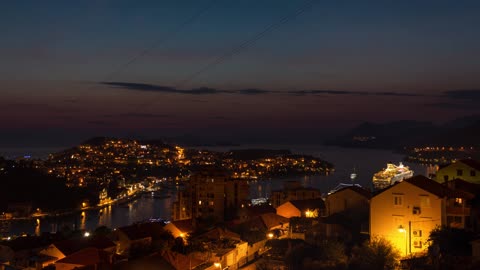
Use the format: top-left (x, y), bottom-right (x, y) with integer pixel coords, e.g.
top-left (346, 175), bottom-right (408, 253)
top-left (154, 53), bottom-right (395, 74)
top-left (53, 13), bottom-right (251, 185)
top-left (129, 0), bottom-right (316, 115)
top-left (71, 0), bottom-right (217, 102)
top-left (101, 0), bottom-right (218, 83)
top-left (174, 0), bottom-right (316, 88)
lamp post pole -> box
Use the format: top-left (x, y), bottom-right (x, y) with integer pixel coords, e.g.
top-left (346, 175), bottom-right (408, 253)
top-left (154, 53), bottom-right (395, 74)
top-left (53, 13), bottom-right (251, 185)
top-left (398, 225), bottom-right (407, 256)
top-left (408, 221), bottom-right (411, 255)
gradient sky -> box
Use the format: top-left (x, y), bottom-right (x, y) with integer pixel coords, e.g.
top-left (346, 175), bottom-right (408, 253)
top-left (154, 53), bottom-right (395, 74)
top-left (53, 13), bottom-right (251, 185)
top-left (1, 0), bottom-right (480, 147)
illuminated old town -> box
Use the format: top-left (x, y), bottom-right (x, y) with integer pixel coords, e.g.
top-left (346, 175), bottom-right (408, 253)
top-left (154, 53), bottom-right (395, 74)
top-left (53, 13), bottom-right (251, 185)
top-left (2, 1), bottom-right (480, 269)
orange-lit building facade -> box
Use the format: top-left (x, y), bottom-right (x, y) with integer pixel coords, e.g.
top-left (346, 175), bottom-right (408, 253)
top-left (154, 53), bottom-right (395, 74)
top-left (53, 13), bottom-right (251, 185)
top-left (172, 167), bottom-right (249, 222)
top-left (370, 175), bottom-right (473, 257)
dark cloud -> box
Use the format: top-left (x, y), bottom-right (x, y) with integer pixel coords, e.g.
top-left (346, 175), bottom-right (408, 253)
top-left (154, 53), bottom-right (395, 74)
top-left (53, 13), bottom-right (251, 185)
top-left (104, 113), bottom-right (172, 118)
top-left (425, 102), bottom-right (480, 110)
top-left (442, 89), bottom-right (480, 101)
top-left (101, 82), bottom-right (231, 95)
top-left (100, 81), bottom-right (424, 97)
top-left (210, 116), bottom-right (234, 120)
top-left (87, 120), bottom-right (116, 126)
top-left (425, 90), bottom-right (480, 110)
top-left (236, 88), bottom-right (276, 95)
top-left (5, 103), bottom-right (79, 113)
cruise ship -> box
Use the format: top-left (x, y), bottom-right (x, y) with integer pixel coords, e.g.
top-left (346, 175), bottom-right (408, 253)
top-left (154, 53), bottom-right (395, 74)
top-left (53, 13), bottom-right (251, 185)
top-left (372, 162), bottom-right (413, 190)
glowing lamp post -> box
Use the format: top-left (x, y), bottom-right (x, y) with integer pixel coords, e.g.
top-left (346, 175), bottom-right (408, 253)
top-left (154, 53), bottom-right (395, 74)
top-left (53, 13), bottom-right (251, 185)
top-left (398, 225), bottom-right (407, 256)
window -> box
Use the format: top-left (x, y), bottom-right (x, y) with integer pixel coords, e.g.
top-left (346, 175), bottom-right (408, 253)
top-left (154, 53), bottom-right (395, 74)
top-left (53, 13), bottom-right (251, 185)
top-left (393, 195), bottom-right (404, 207)
top-left (444, 175), bottom-right (449, 182)
top-left (471, 170), bottom-right (476, 177)
top-left (457, 169), bottom-right (463, 176)
top-left (454, 198), bottom-right (463, 206)
top-left (420, 195), bottom-right (431, 208)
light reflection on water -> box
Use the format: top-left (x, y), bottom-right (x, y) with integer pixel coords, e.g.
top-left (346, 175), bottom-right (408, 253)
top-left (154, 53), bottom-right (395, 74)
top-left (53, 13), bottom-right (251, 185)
top-left (7, 145), bottom-right (434, 236)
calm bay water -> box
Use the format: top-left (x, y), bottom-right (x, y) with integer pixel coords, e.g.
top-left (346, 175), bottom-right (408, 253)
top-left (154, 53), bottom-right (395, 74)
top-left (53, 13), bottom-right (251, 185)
top-left (4, 145), bottom-right (433, 236)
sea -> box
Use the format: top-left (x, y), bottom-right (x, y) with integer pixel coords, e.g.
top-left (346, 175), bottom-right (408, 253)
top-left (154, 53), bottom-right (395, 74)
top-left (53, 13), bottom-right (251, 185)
top-left (0, 145), bottom-right (434, 236)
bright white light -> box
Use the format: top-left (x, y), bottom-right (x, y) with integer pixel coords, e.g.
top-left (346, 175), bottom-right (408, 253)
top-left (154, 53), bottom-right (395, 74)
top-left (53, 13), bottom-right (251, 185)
top-left (84, 232), bottom-right (90, 237)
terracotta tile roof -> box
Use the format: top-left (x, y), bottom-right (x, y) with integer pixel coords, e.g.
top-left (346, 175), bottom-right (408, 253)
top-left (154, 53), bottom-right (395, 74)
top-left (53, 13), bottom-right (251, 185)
top-left (448, 178), bottom-right (480, 195)
top-left (197, 227), bottom-right (241, 241)
top-left (52, 236), bottom-right (115, 256)
top-left (55, 247), bottom-right (111, 266)
top-left (170, 219), bottom-right (194, 233)
top-left (259, 213), bottom-right (289, 230)
top-left (161, 250), bottom-right (203, 270)
top-left (113, 253), bottom-right (175, 270)
top-left (288, 199), bottom-right (325, 211)
top-left (405, 175), bottom-right (474, 199)
top-left (245, 205), bottom-right (276, 217)
top-left (459, 159), bottom-right (480, 171)
top-left (329, 185), bottom-right (371, 199)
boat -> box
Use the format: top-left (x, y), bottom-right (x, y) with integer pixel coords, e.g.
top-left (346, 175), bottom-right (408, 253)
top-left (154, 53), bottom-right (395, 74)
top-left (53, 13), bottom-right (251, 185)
top-left (372, 162), bottom-right (413, 190)
top-left (350, 166), bottom-right (357, 181)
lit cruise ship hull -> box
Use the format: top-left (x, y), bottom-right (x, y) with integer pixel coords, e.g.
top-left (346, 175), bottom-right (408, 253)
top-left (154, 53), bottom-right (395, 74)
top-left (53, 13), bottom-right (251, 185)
top-left (372, 163), bottom-right (413, 190)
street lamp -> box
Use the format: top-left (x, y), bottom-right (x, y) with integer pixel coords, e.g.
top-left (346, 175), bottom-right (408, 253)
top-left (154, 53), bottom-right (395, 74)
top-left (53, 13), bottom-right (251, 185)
top-left (398, 225), bottom-right (407, 256)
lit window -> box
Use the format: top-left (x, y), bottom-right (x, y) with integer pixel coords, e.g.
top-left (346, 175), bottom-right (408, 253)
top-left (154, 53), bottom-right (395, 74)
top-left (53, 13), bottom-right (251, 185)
top-left (198, 200), bottom-right (202, 205)
top-left (454, 198), bottom-right (463, 206)
top-left (209, 201), bottom-right (214, 206)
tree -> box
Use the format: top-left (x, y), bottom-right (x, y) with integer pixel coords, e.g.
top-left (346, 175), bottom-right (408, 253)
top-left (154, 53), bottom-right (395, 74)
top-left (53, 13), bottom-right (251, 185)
top-left (428, 226), bottom-right (474, 269)
top-left (349, 237), bottom-right (400, 270)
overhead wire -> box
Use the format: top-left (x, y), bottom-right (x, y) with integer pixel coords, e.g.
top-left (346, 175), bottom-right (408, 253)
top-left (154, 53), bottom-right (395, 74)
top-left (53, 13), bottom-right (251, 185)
top-left (129, 0), bottom-right (317, 114)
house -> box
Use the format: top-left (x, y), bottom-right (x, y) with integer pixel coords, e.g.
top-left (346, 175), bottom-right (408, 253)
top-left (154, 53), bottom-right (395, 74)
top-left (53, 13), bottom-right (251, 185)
top-left (436, 159), bottom-right (480, 184)
top-left (113, 252), bottom-right (175, 270)
top-left (370, 175), bottom-right (474, 257)
top-left (323, 185), bottom-right (371, 241)
top-left (0, 235), bottom-right (49, 269)
top-left (164, 219), bottom-right (194, 240)
top-left (237, 204), bottom-right (276, 222)
top-left (54, 247), bottom-right (113, 270)
top-left (197, 227), bottom-right (241, 242)
top-left (39, 236), bottom-right (116, 267)
top-left (161, 250), bottom-right (204, 270)
top-left (212, 242), bottom-right (249, 270)
top-left (270, 181), bottom-right (322, 208)
top-left (112, 224), bottom-right (153, 256)
top-left (445, 178), bottom-right (480, 231)
top-left (276, 199), bottom-right (325, 218)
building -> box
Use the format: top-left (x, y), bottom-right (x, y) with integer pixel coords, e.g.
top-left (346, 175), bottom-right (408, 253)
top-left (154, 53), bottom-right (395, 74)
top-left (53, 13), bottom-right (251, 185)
top-left (436, 159), bottom-right (480, 184)
top-left (172, 167), bottom-right (249, 223)
top-left (54, 247), bottom-right (113, 270)
top-left (270, 181), bottom-right (321, 208)
top-left (163, 219), bottom-right (194, 240)
top-left (370, 175), bottom-right (474, 257)
top-left (39, 237), bottom-right (116, 267)
top-left (111, 224), bottom-right (153, 256)
top-left (276, 199), bottom-right (325, 219)
top-left (323, 185), bottom-right (371, 241)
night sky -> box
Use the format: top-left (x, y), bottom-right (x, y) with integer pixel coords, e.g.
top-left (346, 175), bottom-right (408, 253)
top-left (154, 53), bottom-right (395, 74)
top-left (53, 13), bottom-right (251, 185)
top-left (1, 1), bottom-right (480, 147)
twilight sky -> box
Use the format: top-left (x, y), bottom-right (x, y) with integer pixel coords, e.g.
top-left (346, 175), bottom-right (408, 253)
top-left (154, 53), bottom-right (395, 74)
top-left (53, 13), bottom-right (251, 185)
top-left (1, 0), bottom-right (480, 147)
